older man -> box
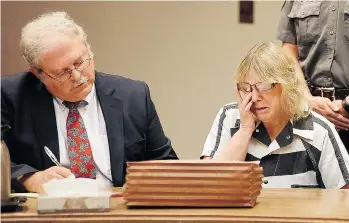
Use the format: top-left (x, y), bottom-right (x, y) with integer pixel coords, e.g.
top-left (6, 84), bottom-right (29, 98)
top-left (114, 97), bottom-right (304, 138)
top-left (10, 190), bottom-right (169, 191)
top-left (1, 11), bottom-right (178, 193)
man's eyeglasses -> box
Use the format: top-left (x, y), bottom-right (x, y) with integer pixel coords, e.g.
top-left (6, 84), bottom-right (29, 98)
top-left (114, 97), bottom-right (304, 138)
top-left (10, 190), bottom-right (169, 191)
top-left (39, 55), bottom-right (92, 82)
top-left (237, 82), bottom-right (277, 93)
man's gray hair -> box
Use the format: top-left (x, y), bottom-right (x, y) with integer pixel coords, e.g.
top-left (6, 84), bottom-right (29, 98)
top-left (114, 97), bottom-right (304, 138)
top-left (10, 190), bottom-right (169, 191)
top-left (20, 11), bottom-right (91, 67)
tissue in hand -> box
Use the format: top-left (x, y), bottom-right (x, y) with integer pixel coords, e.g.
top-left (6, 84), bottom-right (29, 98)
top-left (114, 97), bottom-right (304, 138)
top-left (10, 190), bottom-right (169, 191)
top-left (38, 177), bottom-right (111, 213)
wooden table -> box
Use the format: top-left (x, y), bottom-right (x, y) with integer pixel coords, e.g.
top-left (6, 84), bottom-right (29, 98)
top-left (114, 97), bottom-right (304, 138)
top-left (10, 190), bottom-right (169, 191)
top-left (1, 188), bottom-right (349, 223)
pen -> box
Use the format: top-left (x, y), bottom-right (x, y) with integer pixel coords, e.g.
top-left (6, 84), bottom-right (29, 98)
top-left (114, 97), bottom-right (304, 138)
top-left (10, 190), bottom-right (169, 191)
top-left (44, 146), bottom-right (62, 167)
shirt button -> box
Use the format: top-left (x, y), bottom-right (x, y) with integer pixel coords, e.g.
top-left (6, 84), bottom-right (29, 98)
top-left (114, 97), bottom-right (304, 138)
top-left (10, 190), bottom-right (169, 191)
top-left (256, 129), bottom-right (260, 133)
top-left (332, 6), bottom-right (336, 11)
top-left (301, 12), bottom-right (305, 16)
top-left (330, 30), bottom-right (334, 35)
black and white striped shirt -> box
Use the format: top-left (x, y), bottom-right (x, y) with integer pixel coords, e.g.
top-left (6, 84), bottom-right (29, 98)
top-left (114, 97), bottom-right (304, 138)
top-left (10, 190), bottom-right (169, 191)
top-left (202, 102), bottom-right (349, 189)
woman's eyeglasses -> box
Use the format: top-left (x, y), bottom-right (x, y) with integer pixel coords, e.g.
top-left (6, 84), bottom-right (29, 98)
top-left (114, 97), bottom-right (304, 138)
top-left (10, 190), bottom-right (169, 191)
top-left (237, 82), bottom-right (277, 93)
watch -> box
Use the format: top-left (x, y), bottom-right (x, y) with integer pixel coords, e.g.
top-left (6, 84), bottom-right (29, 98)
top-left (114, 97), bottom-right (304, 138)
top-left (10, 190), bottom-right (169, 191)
top-left (342, 98), bottom-right (349, 113)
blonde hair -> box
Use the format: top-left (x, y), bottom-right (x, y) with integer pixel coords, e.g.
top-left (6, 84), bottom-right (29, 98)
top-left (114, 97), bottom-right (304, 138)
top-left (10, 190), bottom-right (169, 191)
top-left (20, 11), bottom-right (92, 67)
top-left (235, 42), bottom-right (311, 120)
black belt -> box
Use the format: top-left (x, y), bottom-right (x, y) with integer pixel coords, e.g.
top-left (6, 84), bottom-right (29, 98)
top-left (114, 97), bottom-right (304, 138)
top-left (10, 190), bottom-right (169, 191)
top-left (310, 86), bottom-right (349, 101)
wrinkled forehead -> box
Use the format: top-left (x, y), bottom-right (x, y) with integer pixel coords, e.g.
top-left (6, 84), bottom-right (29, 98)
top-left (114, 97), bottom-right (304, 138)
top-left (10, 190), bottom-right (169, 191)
top-left (42, 33), bottom-right (85, 54)
top-left (39, 36), bottom-right (87, 69)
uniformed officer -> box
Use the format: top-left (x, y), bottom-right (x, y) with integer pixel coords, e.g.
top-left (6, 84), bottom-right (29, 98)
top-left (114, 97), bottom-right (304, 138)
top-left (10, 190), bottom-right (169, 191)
top-left (277, 0), bottom-right (349, 151)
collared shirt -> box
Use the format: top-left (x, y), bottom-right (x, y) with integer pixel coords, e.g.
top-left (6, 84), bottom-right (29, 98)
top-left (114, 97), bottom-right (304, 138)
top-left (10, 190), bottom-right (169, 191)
top-left (276, 0), bottom-right (349, 89)
top-left (53, 85), bottom-right (113, 188)
top-left (202, 102), bottom-right (349, 188)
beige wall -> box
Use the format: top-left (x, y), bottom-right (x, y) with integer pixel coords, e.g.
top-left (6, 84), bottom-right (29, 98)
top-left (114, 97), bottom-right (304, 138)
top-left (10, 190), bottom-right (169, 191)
top-left (1, 1), bottom-right (283, 159)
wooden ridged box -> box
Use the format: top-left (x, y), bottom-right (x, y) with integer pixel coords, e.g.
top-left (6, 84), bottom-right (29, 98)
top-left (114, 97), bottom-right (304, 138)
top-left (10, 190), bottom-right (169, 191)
top-left (124, 160), bottom-right (263, 207)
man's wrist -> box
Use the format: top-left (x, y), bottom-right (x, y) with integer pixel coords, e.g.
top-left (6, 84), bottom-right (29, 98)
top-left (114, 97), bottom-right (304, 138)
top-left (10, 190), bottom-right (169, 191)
top-left (18, 172), bottom-right (34, 185)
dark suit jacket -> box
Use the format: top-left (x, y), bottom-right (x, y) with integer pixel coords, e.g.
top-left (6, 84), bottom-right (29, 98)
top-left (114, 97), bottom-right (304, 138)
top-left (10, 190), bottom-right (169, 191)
top-left (1, 71), bottom-right (178, 189)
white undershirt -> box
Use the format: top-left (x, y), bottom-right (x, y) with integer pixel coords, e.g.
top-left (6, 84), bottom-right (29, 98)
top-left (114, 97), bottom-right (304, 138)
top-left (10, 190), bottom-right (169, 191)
top-left (53, 85), bottom-right (113, 188)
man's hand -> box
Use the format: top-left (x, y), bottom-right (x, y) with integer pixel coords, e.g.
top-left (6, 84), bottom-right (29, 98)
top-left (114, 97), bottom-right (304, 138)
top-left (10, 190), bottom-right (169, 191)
top-left (332, 99), bottom-right (349, 118)
top-left (312, 96), bottom-right (349, 130)
top-left (21, 166), bottom-right (72, 193)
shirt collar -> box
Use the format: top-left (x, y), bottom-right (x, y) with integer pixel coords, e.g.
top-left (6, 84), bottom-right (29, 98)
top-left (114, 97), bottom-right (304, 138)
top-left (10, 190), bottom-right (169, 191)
top-left (54, 84), bottom-right (96, 111)
top-left (250, 113), bottom-right (314, 147)
top-left (292, 113), bottom-right (314, 140)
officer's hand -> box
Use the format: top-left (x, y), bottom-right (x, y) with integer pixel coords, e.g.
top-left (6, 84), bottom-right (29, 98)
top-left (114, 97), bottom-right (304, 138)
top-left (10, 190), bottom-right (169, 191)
top-left (21, 166), bottom-right (72, 193)
top-left (332, 99), bottom-right (349, 118)
top-left (312, 96), bottom-right (349, 130)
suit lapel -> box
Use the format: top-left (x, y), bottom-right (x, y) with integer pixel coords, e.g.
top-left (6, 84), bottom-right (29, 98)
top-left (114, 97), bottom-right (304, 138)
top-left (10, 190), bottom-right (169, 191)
top-left (29, 78), bottom-right (60, 169)
top-left (28, 72), bottom-right (125, 185)
top-left (95, 73), bottom-right (125, 186)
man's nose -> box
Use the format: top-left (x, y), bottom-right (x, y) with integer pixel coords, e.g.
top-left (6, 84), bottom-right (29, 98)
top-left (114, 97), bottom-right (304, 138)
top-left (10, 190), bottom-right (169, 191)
top-left (70, 69), bottom-right (82, 81)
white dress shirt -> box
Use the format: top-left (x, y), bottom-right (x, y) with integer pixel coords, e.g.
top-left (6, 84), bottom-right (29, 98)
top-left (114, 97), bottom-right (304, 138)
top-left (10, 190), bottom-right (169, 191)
top-left (53, 85), bottom-right (113, 188)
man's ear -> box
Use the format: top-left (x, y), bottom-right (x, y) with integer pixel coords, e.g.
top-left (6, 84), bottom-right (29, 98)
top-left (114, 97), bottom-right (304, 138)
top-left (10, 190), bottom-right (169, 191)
top-left (29, 66), bottom-right (44, 81)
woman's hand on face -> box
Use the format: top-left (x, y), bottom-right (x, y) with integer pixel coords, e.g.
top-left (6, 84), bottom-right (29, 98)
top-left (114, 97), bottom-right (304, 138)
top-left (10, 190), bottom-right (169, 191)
top-left (236, 91), bottom-right (257, 132)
